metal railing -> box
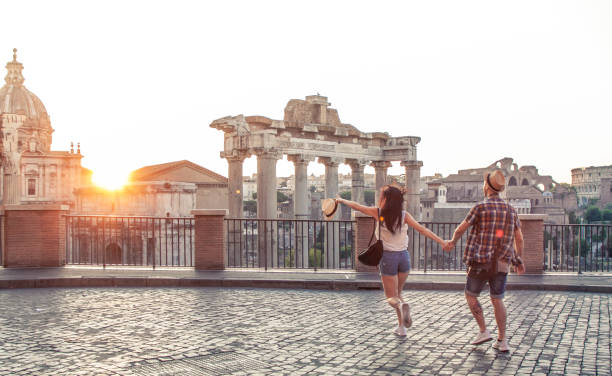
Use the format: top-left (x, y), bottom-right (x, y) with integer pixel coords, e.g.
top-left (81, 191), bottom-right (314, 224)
top-left (66, 215), bottom-right (194, 267)
top-left (544, 224), bottom-right (612, 273)
top-left (225, 219), bottom-right (355, 270)
top-left (409, 222), bottom-right (467, 272)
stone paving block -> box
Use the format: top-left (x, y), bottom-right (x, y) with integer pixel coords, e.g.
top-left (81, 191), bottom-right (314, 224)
top-left (0, 288), bottom-right (610, 375)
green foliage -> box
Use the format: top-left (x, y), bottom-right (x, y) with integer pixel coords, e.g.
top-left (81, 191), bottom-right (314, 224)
top-left (603, 209), bottom-right (612, 222)
top-left (340, 191), bottom-right (351, 200)
top-left (573, 238), bottom-right (590, 257)
top-left (364, 190), bottom-right (375, 206)
top-left (277, 191), bottom-right (290, 203)
top-left (252, 192), bottom-right (257, 199)
top-left (243, 200), bottom-right (257, 214)
top-left (309, 185), bottom-right (317, 193)
top-left (584, 206), bottom-right (602, 223)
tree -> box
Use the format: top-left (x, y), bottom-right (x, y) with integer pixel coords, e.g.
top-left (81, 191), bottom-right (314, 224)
top-left (277, 191), bottom-right (290, 203)
top-left (309, 185), bottom-right (317, 193)
top-left (252, 192), bottom-right (257, 199)
top-left (340, 191), bottom-right (351, 200)
top-left (243, 200), bottom-right (257, 215)
top-left (584, 206), bottom-right (602, 223)
top-left (603, 209), bottom-right (612, 222)
top-left (364, 190), bottom-right (375, 206)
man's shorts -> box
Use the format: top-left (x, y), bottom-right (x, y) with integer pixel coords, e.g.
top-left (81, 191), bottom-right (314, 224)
top-left (465, 272), bottom-right (508, 299)
top-left (379, 250), bottom-right (411, 276)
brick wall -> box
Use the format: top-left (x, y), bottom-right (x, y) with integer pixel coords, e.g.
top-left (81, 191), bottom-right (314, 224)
top-left (3, 205), bottom-right (68, 267)
top-left (354, 213), bottom-right (379, 272)
top-left (192, 209), bottom-right (227, 270)
top-left (518, 214), bottom-right (546, 273)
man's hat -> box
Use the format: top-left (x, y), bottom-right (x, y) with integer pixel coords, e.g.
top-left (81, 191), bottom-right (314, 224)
top-left (321, 198), bottom-right (338, 219)
top-left (484, 170), bottom-right (506, 192)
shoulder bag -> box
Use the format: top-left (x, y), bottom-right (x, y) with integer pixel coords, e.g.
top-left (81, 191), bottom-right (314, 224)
top-left (358, 209), bottom-right (384, 266)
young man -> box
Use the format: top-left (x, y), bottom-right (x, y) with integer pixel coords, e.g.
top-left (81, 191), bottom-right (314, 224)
top-left (443, 170), bottom-right (525, 352)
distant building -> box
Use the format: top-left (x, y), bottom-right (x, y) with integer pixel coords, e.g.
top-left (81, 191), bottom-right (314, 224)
top-left (0, 49), bottom-right (89, 207)
top-left (571, 165), bottom-right (612, 207)
top-left (424, 158), bottom-right (576, 224)
top-left (75, 160), bottom-right (228, 217)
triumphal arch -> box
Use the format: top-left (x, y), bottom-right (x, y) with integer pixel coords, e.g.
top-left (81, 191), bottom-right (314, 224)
top-left (211, 94), bottom-right (423, 220)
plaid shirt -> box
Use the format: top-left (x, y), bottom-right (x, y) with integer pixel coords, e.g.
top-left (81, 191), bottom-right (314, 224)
top-left (463, 195), bottom-right (521, 265)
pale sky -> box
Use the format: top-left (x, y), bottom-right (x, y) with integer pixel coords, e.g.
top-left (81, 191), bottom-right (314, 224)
top-left (2, 0), bottom-right (611, 188)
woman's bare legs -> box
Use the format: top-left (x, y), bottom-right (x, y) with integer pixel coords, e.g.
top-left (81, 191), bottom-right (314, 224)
top-left (381, 274), bottom-right (402, 326)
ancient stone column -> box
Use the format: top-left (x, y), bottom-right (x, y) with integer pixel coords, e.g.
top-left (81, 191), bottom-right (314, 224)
top-left (371, 161), bottom-right (391, 206)
top-left (226, 154), bottom-right (247, 266)
top-left (288, 154), bottom-right (312, 219)
top-left (402, 160), bottom-right (423, 220)
top-left (256, 152), bottom-right (279, 220)
top-left (288, 154), bottom-right (313, 268)
top-left (319, 157), bottom-right (341, 268)
top-left (320, 157), bottom-right (340, 207)
top-left (347, 159), bottom-right (366, 206)
top-left (226, 155), bottom-right (246, 219)
top-left (256, 151), bottom-right (279, 267)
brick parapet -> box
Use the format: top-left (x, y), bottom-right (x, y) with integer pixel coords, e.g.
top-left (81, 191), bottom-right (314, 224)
top-left (3, 205), bottom-right (69, 267)
top-left (518, 214), bottom-right (546, 273)
top-left (354, 212), bottom-right (379, 272)
top-left (192, 209), bottom-right (227, 270)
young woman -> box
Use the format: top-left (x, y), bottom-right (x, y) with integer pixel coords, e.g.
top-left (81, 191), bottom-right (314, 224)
top-left (336, 185), bottom-right (446, 336)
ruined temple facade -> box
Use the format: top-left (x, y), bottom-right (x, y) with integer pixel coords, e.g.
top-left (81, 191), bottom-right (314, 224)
top-left (211, 95), bottom-right (422, 219)
top-left (0, 49), bottom-right (89, 206)
top-left (423, 158), bottom-right (576, 224)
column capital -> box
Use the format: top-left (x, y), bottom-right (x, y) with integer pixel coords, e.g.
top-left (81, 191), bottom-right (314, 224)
top-left (287, 154), bottom-right (315, 165)
top-left (318, 156), bottom-right (342, 167)
top-left (400, 160), bottom-right (423, 169)
top-left (252, 149), bottom-right (281, 160)
top-left (222, 151), bottom-right (250, 162)
top-left (370, 160), bottom-right (392, 169)
top-left (346, 159), bottom-right (367, 170)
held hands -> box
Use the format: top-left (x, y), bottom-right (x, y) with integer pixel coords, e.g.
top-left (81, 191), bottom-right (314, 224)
top-left (442, 240), bottom-right (455, 252)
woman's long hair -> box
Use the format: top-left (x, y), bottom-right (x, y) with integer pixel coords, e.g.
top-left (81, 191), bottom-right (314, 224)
top-left (380, 185), bottom-right (405, 234)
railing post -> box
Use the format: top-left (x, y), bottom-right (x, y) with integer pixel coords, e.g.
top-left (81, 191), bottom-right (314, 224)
top-left (192, 209), bottom-right (227, 270)
top-left (3, 204), bottom-right (69, 267)
top-left (353, 212), bottom-right (378, 272)
top-left (518, 214), bottom-right (547, 274)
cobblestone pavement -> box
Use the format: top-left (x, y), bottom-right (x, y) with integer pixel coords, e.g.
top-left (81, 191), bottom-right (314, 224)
top-left (0, 288), bottom-right (610, 375)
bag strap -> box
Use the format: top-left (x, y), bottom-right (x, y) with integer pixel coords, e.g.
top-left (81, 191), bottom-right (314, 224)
top-left (367, 208), bottom-right (381, 247)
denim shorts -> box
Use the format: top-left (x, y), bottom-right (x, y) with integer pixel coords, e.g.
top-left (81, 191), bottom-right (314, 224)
top-left (465, 272), bottom-right (508, 299)
top-left (379, 250), bottom-right (411, 276)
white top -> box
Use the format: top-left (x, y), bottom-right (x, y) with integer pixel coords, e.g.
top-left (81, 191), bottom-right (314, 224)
top-left (376, 210), bottom-right (409, 251)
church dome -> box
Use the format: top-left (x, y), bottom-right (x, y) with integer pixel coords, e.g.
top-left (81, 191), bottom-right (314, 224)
top-left (0, 49), bottom-right (50, 124)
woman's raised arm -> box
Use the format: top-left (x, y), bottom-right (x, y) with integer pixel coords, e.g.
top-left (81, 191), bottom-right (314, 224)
top-left (336, 197), bottom-right (378, 218)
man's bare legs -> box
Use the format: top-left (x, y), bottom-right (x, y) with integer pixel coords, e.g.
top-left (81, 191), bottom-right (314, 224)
top-left (491, 297), bottom-right (506, 340)
top-left (465, 292), bottom-right (487, 332)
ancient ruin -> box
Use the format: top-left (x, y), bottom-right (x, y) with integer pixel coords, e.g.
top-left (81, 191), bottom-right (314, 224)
top-left (210, 95), bottom-right (423, 220)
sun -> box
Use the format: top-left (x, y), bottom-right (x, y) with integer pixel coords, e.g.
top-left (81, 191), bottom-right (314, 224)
top-left (92, 170), bottom-right (129, 191)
